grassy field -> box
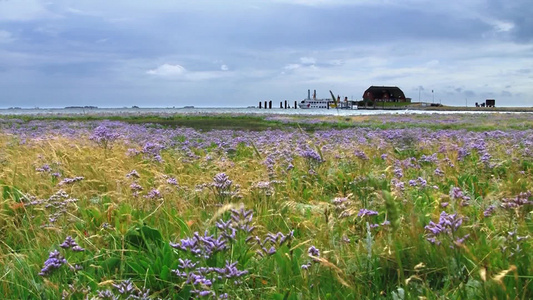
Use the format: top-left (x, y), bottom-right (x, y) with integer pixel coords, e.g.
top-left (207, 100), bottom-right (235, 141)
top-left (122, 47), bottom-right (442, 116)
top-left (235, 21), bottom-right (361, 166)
top-left (0, 113), bottom-right (532, 299)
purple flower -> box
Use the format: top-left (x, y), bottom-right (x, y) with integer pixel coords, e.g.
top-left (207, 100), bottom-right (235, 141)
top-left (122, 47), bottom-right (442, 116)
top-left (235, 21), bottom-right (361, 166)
top-left (144, 189), bottom-right (161, 199)
top-left (58, 176), bottom-right (84, 186)
top-left (59, 236), bottom-right (84, 251)
top-left (112, 279), bottom-right (135, 295)
top-left (299, 149), bottom-right (322, 163)
top-left (393, 167), bottom-right (403, 179)
top-left (167, 177), bottom-right (178, 185)
top-left (126, 170), bottom-right (140, 178)
top-left (483, 205), bottom-right (497, 217)
top-left (39, 250), bottom-right (67, 276)
top-left (354, 149), bottom-right (369, 160)
top-left (501, 191), bottom-right (532, 209)
top-left (358, 208), bottom-right (378, 217)
top-left (212, 173), bottom-right (232, 190)
top-left (425, 211), bottom-right (465, 245)
top-left (130, 182), bottom-right (143, 191)
top-left (308, 246), bottom-right (320, 257)
top-left (90, 125), bottom-right (120, 148)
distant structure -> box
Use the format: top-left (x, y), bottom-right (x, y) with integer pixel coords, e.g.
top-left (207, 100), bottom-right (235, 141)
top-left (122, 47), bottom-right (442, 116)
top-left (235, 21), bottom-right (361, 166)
top-left (363, 86), bottom-right (408, 103)
top-left (485, 99), bottom-right (495, 107)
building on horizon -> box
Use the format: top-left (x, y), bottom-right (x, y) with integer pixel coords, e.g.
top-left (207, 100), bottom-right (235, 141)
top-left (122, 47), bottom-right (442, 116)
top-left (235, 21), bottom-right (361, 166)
top-left (363, 86), bottom-right (409, 103)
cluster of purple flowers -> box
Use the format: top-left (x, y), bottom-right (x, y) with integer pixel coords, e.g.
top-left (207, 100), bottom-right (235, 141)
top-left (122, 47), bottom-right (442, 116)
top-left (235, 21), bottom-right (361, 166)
top-left (126, 169), bottom-right (140, 178)
top-left (391, 178), bottom-right (405, 191)
top-left (39, 236), bottom-right (85, 276)
top-left (144, 188), bottom-right (162, 200)
top-left (130, 182), bottom-right (143, 192)
top-left (358, 208), bottom-right (378, 218)
top-left (408, 177), bottom-right (428, 188)
top-left (425, 211), bottom-right (469, 246)
top-left (434, 167), bottom-right (445, 177)
top-left (212, 173), bottom-right (232, 190)
top-left (169, 207), bottom-right (293, 297)
top-left (420, 153), bottom-right (439, 163)
top-left (58, 176), bottom-right (84, 186)
top-left (90, 125), bottom-right (120, 149)
top-left (299, 148), bottom-right (322, 163)
top-left (301, 245), bottom-right (321, 270)
top-left (483, 205), bottom-right (497, 217)
top-left (39, 250), bottom-right (67, 276)
top-left (96, 279), bottom-right (153, 300)
top-left (500, 191), bottom-right (532, 210)
top-left (331, 197), bottom-right (351, 217)
top-left (210, 173), bottom-right (240, 200)
top-left (170, 231), bottom-right (228, 259)
top-left (36, 163), bottom-right (62, 178)
top-left (166, 177), bottom-right (178, 186)
top-left (393, 167), bottom-right (403, 179)
top-left (251, 181), bottom-right (274, 196)
top-left (141, 142), bottom-right (164, 162)
top-left (449, 187), bottom-right (471, 206)
top-left (354, 149), bottom-right (369, 160)
top-left (25, 190), bottom-right (79, 226)
top-left (59, 236), bottom-right (85, 252)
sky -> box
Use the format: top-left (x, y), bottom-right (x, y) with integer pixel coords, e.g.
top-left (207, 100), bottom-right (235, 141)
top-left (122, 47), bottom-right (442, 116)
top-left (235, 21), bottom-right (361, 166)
top-left (0, 0), bottom-right (532, 108)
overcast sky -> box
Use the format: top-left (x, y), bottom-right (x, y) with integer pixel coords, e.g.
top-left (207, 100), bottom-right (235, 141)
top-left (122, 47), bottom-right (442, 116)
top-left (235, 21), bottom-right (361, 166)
top-left (1, 0), bottom-right (532, 108)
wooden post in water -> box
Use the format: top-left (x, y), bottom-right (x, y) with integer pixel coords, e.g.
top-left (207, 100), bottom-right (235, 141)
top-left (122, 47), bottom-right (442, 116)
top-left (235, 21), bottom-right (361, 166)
top-left (284, 100), bottom-right (287, 109)
top-left (280, 102), bottom-right (283, 109)
top-left (259, 102), bottom-right (262, 109)
top-left (294, 101), bottom-right (297, 109)
top-left (264, 101), bottom-right (267, 109)
top-left (268, 101), bottom-right (272, 109)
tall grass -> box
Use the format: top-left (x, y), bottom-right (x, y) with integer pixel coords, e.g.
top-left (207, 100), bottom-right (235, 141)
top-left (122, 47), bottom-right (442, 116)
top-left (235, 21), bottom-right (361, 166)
top-left (0, 114), bottom-right (531, 299)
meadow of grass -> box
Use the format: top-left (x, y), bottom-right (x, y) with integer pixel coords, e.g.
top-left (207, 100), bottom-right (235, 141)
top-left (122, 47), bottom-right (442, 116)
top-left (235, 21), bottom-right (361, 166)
top-left (0, 113), bottom-right (532, 299)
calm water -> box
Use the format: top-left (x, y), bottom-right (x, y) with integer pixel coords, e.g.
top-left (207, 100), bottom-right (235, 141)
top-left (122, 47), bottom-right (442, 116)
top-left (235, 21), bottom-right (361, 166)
top-left (0, 107), bottom-right (528, 116)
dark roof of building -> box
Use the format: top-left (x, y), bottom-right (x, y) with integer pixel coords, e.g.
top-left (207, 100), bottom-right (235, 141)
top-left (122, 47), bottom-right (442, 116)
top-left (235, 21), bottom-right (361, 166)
top-left (363, 86), bottom-right (406, 99)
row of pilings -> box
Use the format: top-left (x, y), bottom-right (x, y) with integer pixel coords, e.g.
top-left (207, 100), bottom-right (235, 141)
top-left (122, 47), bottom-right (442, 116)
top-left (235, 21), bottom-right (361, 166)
top-left (259, 100), bottom-right (298, 109)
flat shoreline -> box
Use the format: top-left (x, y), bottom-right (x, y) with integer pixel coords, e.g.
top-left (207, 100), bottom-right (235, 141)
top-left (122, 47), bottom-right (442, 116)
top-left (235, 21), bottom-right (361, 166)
top-left (410, 106), bottom-right (533, 112)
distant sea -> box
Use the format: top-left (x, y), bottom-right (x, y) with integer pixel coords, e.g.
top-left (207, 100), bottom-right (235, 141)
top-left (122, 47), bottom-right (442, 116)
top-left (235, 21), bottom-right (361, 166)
top-left (0, 107), bottom-right (529, 116)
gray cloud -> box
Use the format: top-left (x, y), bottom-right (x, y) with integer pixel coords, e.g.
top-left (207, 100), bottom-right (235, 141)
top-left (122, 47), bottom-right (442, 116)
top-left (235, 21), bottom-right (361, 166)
top-left (0, 0), bottom-right (531, 108)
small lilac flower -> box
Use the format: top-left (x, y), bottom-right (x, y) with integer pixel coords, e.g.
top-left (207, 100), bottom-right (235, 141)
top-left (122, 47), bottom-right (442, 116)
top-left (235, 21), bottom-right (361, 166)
top-left (112, 279), bottom-right (135, 295)
top-left (393, 167), bottom-right (403, 178)
top-left (354, 149), bottom-right (369, 160)
top-left (483, 205), bottom-right (496, 217)
top-left (59, 236), bottom-right (84, 251)
top-left (167, 177), bottom-right (178, 185)
top-left (145, 189), bottom-right (161, 199)
top-left (58, 176), bottom-right (84, 186)
top-left (126, 170), bottom-right (140, 178)
top-left (212, 173), bottom-right (232, 190)
top-left (130, 182), bottom-right (143, 191)
top-left (308, 246), bottom-right (320, 257)
top-left (501, 191), bottom-right (532, 209)
top-left (39, 250), bottom-right (67, 276)
top-left (358, 209), bottom-right (378, 217)
top-left (90, 125), bottom-right (120, 149)
top-left (299, 149), bottom-right (322, 163)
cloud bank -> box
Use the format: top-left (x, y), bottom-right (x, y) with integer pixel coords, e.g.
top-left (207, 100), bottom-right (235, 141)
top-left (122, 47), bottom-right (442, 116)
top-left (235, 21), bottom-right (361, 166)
top-left (0, 0), bottom-right (531, 108)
